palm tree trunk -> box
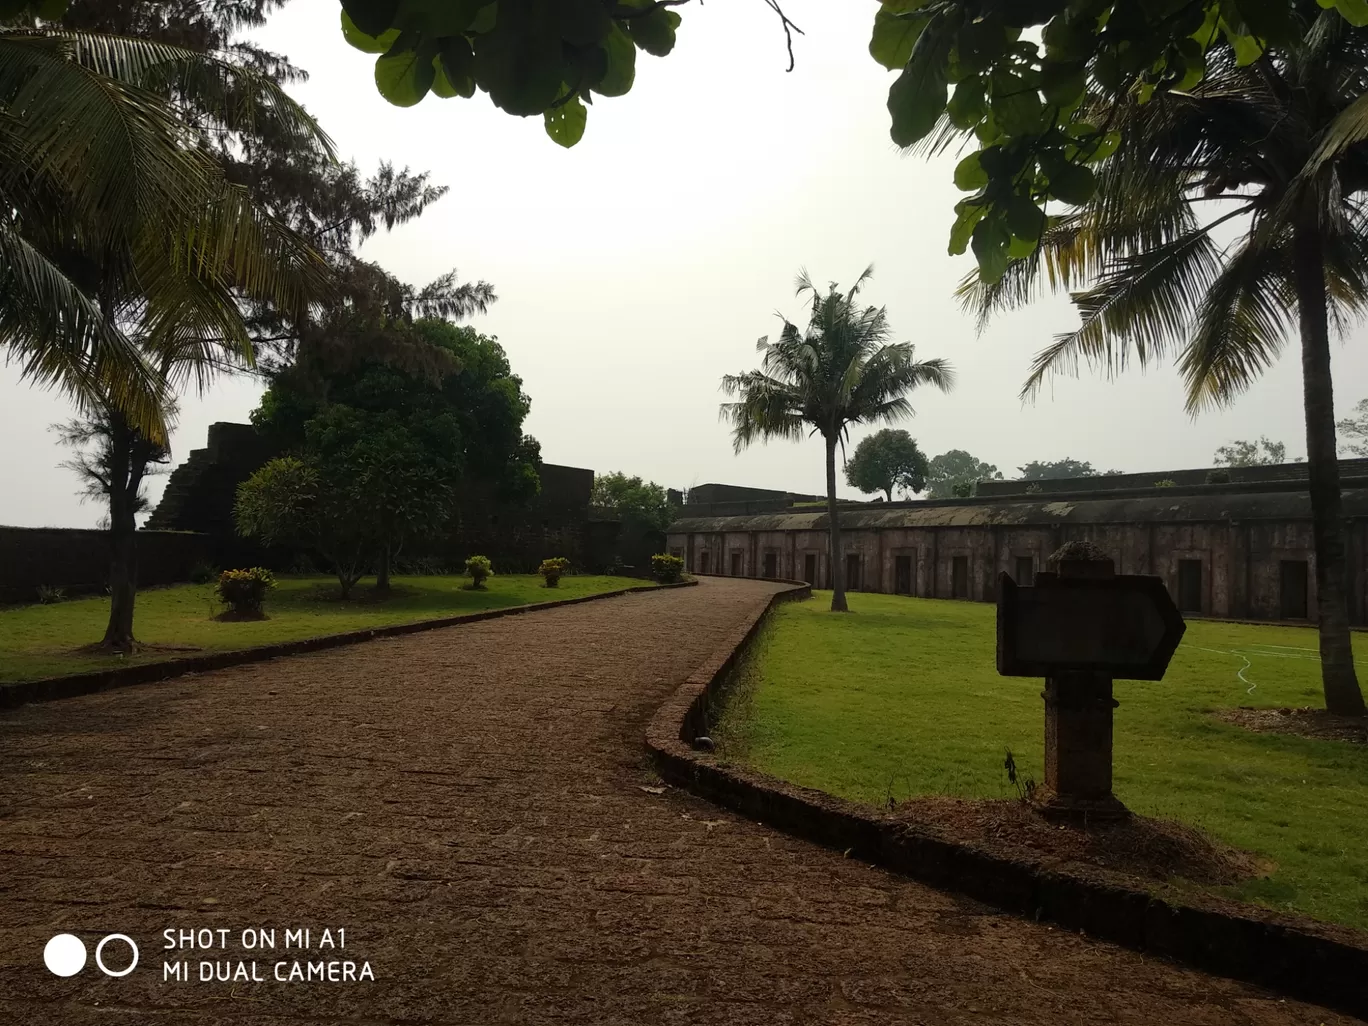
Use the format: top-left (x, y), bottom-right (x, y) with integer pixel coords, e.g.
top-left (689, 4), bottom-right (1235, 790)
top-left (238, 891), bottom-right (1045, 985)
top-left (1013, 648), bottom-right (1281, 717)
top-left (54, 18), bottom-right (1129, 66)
top-left (826, 433), bottom-right (848, 612)
top-left (101, 412), bottom-right (139, 653)
top-left (1293, 222), bottom-right (1366, 716)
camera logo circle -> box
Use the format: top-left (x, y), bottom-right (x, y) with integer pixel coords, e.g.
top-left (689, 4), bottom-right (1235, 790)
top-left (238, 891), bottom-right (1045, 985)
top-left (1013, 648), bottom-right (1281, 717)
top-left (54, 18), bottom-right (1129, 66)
top-left (43, 934), bottom-right (85, 977)
top-left (44, 933), bottom-right (139, 977)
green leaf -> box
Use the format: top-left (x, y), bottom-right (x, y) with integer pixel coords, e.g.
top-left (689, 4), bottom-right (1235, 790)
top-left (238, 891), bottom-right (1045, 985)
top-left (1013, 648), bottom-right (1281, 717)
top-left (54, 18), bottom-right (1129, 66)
top-left (473, 21), bottom-right (566, 114)
top-left (1080, 129), bottom-right (1121, 162)
top-left (971, 215), bottom-right (1011, 282)
top-left (1046, 161), bottom-right (1095, 205)
top-left (35, 0), bottom-right (68, 18)
top-left (953, 151), bottom-right (987, 191)
top-left (439, 36), bottom-right (476, 96)
top-left (545, 94), bottom-right (587, 147)
top-left (990, 72), bottom-right (1044, 134)
top-left (1231, 0), bottom-right (1300, 41)
top-left (955, 16), bottom-right (1008, 74)
top-left (558, 0), bottom-right (612, 46)
top-left (431, 53), bottom-right (475, 98)
top-left (887, 16), bottom-right (950, 147)
top-left (1040, 60), bottom-right (1084, 106)
top-left (594, 23), bottom-right (636, 96)
top-left (342, 9), bottom-right (401, 53)
top-left (946, 76), bottom-right (986, 128)
top-left (948, 200), bottom-right (986, 255)
top-left (1006, 193), bottom-right (1045, 241)
top-left (341, 0), bottom-right (400, 37)
top-left (1334, 0), bottom-right (1368, 26)
top-left (375, 45), bottom-right (436, 106)
top-left (1008, 233), bottom-right (1038, 258)
top-left (870, 7), bottom-right (928, 70)
top-left (470, 1), bottom-right (497, 33)
top-left (626, 7), bottom-right (681, 57)
top-left (1220, 18), bottom-right (1265, 65)
top-left (879, 0), bottom-right (929, 12)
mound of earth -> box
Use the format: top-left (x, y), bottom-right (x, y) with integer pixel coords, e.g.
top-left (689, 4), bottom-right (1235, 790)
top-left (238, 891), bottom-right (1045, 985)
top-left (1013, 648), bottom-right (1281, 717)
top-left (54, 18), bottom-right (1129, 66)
top-left (892, 796), bottom-right (1267, 886)
top-left (1216, 706), bottom-right (1367, 744)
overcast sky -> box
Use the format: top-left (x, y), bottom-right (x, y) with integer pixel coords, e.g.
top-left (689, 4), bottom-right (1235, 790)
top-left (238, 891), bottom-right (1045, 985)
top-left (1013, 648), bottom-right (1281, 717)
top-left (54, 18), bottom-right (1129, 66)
top-left (4, 0), bottom-right (1367, 528)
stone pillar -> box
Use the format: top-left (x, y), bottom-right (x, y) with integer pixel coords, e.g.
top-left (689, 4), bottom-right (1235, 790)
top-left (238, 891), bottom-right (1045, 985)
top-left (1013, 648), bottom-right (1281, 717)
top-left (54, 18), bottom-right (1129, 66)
top-left (1039, 540), bottom-right (1129, 822)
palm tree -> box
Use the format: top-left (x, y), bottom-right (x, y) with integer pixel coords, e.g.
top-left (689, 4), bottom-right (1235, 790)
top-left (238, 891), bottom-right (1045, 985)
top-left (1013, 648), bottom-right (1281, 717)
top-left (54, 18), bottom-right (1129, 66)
top-left (721, 267), bottom-right (954, 611)
top-left (0, 25), bottom-right (333, 438)
top-left (2, 24), bottom-right (336, 651)
top-left (959, 8), bottom-right (1368, 715)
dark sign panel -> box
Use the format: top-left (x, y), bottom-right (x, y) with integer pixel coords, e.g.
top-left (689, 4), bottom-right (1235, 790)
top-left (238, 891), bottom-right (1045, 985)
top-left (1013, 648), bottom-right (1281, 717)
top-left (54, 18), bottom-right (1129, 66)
top-left (996, 572), bottom-right (1186, 680)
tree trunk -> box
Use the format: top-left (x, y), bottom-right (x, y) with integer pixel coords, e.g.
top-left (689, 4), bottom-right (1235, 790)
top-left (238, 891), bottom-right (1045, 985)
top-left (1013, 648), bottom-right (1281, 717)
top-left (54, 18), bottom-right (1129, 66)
top-left (1293, 221), bottom-right (1366, 716)
top-left (376, 539), bottom-right (391, 594)
top-left (101, 413), bottom-right (140, 653)
top-left (826, 433), bottom-right (848, 612)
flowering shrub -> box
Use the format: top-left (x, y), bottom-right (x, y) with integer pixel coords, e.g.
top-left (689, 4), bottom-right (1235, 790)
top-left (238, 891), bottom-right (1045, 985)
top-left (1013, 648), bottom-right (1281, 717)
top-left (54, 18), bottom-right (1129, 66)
top-left (651, 554), bottom-right (685, 583)
top-left (538, 557), bottom-right (570, 587)
top-left (465, 555), bottom-right (493, 589)
top-left (215, 567), bottom-right (276, 617)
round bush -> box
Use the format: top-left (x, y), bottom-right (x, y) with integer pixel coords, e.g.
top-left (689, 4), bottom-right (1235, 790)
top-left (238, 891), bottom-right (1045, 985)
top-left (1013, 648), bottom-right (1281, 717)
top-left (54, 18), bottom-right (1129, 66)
top-left (215, 567), bottom-right (276, 617)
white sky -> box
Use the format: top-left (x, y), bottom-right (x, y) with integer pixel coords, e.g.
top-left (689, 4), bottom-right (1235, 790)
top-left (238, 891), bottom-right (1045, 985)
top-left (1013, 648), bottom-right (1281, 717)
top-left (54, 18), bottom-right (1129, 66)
top-left (4, 0), bottom-right (1366, 527)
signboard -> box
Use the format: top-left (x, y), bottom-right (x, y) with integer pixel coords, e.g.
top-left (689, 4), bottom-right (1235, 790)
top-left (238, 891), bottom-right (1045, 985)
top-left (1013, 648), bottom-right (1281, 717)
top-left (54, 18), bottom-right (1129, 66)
top-left (996, 571), bottom-right (1186, 680)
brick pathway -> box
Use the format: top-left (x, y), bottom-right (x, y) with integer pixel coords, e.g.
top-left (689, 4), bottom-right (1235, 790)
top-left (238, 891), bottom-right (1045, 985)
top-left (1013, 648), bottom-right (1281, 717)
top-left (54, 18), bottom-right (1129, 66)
top-left (0, 578), bottom-right (1352, 1024)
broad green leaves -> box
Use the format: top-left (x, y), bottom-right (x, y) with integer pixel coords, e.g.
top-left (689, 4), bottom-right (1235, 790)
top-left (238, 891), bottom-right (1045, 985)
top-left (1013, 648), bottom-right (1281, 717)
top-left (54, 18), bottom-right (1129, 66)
top-left (871, 0), bottom-right (1367, 281)
top-left (337, 0), bottom-right (683, 145)
top-left (375, 44), bottom-right (436, 106)
top-left (544, 94), bottom-right (587, 147)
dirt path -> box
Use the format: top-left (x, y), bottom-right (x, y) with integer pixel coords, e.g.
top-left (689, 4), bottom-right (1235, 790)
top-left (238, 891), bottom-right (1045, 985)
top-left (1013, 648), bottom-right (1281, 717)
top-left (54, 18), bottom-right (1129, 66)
top-left (0, 578), bottom-right (1354, 1025)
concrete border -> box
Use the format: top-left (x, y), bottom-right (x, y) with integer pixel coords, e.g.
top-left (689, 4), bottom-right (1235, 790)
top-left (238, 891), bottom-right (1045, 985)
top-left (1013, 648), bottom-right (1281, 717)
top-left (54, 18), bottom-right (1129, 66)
top-left (2, 579), bottom-right (694, 712)
top-left (646, 583), bottom-right (1368, 1020)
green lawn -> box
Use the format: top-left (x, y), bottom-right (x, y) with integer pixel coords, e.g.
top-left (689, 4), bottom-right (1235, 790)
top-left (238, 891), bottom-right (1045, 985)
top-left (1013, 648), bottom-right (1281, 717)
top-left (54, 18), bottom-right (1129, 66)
top-left (0, 574), bottom-right (650, 682)
top-left (714, 591), bottom-right (1368, 930)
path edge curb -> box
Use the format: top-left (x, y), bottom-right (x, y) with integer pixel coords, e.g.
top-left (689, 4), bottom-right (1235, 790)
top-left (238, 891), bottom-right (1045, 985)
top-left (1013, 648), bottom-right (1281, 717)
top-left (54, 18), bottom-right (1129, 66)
top-left (645, 582), bottom-right (1368, 1020)
top-left (2, 579), bottom-right (696, 711)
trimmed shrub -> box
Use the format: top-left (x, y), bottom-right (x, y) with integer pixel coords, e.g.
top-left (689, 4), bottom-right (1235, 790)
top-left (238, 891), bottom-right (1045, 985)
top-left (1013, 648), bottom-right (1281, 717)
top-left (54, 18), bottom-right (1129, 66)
top-left (465, 554), bottom-right (493, 589)
top-left (652, 553), bottom-right (685, 583)
top-left (1154, 478), bottom-right (1177, 488)
top-left (215, 567), bottom-right (276, 617)
top-left (35, 584), bottom-right (66, 604)
top-left (538, 557), bottom-right (570, 587)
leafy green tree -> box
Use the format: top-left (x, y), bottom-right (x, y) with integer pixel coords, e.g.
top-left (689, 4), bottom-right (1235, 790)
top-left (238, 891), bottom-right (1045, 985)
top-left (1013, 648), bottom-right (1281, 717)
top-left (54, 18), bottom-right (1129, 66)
top-left (721, 267), bottom-right (953, 612)
top-left (1018, 458), bottom-right (1097, 480)
top-left (236, 455), bottom-right (374, 598)
top-left (926, 449), bottom-right (1001, 499)
top-left (1214, 438), bottom-right (1292, 467)
top-left (253, 319), bottom-right (539, 592)
top-left (959, 13), bottom-right (1367, 716)
top-left (591, 472), bottom-right (677, 531)
top-left (1337, 398), bottom-right (1368, 457)
top-left (844, 428), bottom-right (928, 501)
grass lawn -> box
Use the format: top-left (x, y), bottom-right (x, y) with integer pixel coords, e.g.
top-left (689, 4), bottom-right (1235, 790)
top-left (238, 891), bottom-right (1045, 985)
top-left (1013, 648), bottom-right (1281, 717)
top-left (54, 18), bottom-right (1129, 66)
top-left (0, 574), bottom-right (651, 683)
top-left (714, 590), bottom-right (1368, 930)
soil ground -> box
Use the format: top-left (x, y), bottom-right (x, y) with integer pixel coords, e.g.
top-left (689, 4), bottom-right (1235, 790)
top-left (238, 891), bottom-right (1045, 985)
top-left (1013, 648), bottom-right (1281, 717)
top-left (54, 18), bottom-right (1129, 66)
top-left (1215, 705), bottom-right (1368, 744)
top-left (0, 578), bottom-right (1356, 1025)
top-left (893, 796), bottom-right (1269, 885)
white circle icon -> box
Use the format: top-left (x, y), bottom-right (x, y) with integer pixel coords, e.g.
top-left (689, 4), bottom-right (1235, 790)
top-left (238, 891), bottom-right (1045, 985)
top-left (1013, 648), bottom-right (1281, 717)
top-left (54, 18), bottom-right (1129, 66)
top-left (44, 934), bottom-right (87, 977)
top-left (94, 934), bottom-right (138, 977)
